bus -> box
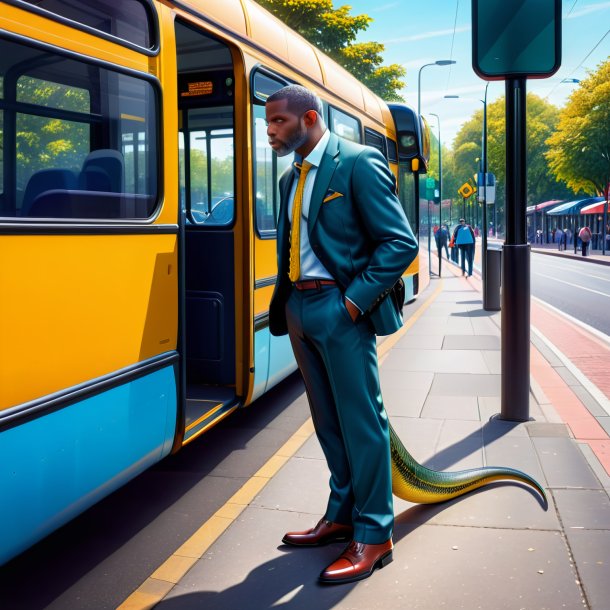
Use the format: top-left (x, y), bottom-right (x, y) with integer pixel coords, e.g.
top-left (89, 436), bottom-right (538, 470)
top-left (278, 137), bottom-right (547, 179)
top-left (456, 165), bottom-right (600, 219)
top-left (0, 0), bottom-right (427, 565)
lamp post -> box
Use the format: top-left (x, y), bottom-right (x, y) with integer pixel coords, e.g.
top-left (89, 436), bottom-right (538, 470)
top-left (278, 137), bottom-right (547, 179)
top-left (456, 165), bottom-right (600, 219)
top-left (429, 112), bottom-right (442, 276)
top-left (418, 60), bottom-right (455, 277)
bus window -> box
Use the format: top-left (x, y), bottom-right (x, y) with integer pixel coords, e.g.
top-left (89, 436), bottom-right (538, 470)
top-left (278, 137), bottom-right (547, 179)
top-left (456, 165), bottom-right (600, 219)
top-left (252, 104), bottom-right (291, 236)
top-left (181, 107), bottom-right (235, 227)
top-left (251, 71), bottom-right (291, 237)
top-left (364, 128), bottom-right (388, 159)
top-left (329, 106), bottom-right (361, 143)
top-left (0, 35), bottom-right (158, 220)
top-left (13, 0), bottom-right (157, 52)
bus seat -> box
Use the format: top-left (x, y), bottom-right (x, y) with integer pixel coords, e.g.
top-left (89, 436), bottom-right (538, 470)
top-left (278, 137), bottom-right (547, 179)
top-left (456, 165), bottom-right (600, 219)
top-left (21, 168), bottom-right (78, 216)
top-left (79, 149), bottom-right (124, 192)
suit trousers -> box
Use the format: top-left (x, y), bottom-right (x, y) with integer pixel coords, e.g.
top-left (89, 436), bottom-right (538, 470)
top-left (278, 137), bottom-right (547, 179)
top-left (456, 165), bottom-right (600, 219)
top-left (286, 284), bottom-right (393, 544)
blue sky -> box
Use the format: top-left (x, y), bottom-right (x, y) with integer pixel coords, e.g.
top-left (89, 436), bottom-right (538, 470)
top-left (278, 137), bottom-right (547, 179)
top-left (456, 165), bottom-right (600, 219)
top-left (347, 1), bottom-right (610, 147)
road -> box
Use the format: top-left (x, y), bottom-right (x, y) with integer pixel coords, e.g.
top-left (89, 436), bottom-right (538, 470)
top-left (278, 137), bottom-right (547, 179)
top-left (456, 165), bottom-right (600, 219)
top-left (530, 252), bottom-right (610, 336)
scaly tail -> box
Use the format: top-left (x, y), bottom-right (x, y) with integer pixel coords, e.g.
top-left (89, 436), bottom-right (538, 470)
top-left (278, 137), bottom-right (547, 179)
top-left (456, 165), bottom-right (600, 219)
top-left (389, 423), bottom-right (547, 504)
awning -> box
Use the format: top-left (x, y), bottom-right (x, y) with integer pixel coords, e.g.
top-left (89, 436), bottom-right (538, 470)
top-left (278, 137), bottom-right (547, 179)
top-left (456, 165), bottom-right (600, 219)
top-left (546, 197), bottom-right (604, 215)
top-left (580, 199), bottom-right (609, 215)
top-left (526, 199), bottom-right (564, 213)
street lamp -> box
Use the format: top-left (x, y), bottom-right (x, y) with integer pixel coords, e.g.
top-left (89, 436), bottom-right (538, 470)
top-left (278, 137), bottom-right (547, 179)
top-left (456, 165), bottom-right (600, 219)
top-left (417, 60), bottom-right (457, 117)
top-left (418, 60), bottom-right (455, 277)
top-left (428, 112), bottom-right (442, 276)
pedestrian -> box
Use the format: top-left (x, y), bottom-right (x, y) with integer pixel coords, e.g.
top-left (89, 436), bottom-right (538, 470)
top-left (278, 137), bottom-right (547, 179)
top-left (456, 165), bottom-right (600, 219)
top-left (266, 85), bottom-right (418, 584)
top-left (450, 223), bottom-right (460, 263)
top-left (435, 224), bottom-right (450, 259)
top-left (455, 218), bottom-right (475, 276)
top-left (578, 225), bottom-right (592, 256)
top-left (555, 227), bottom-right (563, 250)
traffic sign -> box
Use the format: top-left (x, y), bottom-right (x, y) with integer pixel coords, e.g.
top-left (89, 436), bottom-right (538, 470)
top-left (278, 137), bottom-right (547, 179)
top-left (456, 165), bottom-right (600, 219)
top-left (458, 182), bottom-right (476, 198)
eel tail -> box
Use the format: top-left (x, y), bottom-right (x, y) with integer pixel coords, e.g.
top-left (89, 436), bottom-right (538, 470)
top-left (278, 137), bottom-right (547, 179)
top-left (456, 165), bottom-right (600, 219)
top-left (389, 423), bottom-right (547, 504)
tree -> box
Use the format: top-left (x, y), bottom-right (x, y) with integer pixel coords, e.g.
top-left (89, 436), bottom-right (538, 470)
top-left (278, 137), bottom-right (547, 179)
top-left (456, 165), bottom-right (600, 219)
top-left (546, 58), bottom-right (610, 195)
top-left (446, 93), bottom-right (577, 234)
top-left (255, 0), bottom-right (405, 100)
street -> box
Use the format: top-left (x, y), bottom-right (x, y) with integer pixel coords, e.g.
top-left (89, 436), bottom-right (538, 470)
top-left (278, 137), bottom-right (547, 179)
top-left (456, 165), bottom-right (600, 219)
top-left (531, 252), bottom-right (610, 336)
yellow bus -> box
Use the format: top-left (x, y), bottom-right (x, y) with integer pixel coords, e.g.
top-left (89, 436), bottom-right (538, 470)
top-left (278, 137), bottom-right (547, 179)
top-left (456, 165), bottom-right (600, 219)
top-left (0, 0), bottom-right (427, 564)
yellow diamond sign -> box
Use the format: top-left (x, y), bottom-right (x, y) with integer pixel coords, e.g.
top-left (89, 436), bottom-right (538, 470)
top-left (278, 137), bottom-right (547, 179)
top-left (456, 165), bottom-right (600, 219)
top-left (458, 182), bottom-right (476, 198)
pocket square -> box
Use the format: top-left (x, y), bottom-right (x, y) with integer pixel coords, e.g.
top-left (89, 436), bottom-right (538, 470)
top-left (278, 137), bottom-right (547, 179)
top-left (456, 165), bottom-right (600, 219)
top-left (323, 190), bottom-right (344, 203)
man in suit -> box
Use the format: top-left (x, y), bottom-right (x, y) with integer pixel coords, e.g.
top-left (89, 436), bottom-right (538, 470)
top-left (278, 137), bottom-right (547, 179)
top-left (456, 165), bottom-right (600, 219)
top-left (266, 85), bottom-right (417, 584)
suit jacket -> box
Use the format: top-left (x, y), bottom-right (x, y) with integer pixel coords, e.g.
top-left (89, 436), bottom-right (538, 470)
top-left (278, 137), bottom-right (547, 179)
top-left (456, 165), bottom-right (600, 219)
top-left (269, 132), bottom-right (418, 337)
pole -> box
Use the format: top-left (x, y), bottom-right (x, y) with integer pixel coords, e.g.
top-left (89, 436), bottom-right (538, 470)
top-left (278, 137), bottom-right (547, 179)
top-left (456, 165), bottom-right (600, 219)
top-left (602, 182), bottom-right (610, 256)
top-left (501, 77), bottom-right (530, 422)
top-left (482, 83), bottom-right (489, 307)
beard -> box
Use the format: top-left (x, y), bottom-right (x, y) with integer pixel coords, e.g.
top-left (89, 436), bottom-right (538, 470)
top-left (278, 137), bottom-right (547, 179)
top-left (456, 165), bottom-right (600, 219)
top-left (274, 120), bottom-right (308, 157)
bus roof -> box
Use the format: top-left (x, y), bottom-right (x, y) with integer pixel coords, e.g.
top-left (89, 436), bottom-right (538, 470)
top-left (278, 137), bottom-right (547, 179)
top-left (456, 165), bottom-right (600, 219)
top-left (175, 0), bottom-right (390, 126)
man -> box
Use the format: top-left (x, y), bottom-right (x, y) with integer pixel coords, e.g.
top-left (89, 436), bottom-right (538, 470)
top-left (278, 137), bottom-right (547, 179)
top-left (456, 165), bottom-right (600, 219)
top-left (435, 224), bottom-right (450, 259)
top-left (455, 218), bottom-right (475, 276)
top-left (266, 85), bottom-right (417, 584)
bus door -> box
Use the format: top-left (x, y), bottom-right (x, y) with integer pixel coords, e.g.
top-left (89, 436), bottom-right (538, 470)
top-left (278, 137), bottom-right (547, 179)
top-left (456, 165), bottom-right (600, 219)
top-left (175, 20), bottom-right (240, 443)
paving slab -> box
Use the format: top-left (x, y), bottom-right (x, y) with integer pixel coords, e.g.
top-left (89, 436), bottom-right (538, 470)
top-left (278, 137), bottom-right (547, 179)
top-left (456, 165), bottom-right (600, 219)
top-left (563, 529), bottom-right (610, 610)
top-left (420, 395), bottom-right (479, 421)
top-left (443, 334), bottom-right (501, 350)
top-left (534, 437), bottom-right (602, 489)
top-left (392, 333), bottom-right (444, 350)
top-left (430, 373), bottom-right (501, 396)
top-left (382, 349), bottom-right (490, 374)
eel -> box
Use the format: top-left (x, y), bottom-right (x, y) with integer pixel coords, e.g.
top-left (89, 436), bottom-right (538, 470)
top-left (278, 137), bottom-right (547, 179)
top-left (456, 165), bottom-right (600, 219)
top-left (389, 423), bottom-right (547, 504)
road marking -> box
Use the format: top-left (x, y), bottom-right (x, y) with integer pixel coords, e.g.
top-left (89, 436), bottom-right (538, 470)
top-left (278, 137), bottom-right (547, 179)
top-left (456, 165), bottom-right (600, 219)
top-left (532, 273), bottom-right (610, 298)
top-left (533, 260), bottom-right (610, 282)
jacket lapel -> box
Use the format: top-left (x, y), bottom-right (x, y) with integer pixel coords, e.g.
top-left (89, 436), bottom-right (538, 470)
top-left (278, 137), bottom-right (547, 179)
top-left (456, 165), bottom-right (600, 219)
top-left (276, 168), bottom-right (295, 278)
top-left (308, 133), bottom-right (340, 233)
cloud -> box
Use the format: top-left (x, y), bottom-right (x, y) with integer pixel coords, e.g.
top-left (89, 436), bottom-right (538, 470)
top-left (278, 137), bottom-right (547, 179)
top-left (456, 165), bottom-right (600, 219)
top-left (566, 2), bottom-right (610, 19)
top-left (383, 25), bottom-right (471, 44)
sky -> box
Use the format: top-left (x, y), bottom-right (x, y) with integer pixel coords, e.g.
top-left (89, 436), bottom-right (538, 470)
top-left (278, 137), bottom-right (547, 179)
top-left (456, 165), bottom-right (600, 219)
top-left (346, 0), bottom-right (610, 148)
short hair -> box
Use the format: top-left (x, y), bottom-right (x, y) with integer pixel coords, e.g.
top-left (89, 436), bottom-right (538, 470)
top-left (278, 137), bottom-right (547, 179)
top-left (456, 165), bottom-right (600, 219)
top-left (459, 218), bottom-right (465, 222)
top-left (266, 84), bottom-right (323, 117)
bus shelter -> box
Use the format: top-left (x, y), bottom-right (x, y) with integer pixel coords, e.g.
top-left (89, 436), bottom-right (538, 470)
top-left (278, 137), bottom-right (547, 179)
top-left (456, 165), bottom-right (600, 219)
top-left (546, 197), bottom-right (604, 246)
top-left (526, 199), bottom-right (563, 243)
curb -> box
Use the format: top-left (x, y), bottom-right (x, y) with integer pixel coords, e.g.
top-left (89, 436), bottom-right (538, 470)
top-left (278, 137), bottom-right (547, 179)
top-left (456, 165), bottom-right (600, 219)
top-left (531, 247), bottom-right (610, 266)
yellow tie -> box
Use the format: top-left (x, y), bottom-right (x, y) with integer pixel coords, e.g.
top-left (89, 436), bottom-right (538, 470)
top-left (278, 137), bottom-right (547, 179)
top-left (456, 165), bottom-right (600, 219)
top-left (289, 160), bottom-right (313, 282)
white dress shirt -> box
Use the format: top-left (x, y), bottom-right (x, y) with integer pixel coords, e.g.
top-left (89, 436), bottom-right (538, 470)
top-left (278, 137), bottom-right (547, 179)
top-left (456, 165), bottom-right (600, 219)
top-left (289, 129), bottom-right (333, 281)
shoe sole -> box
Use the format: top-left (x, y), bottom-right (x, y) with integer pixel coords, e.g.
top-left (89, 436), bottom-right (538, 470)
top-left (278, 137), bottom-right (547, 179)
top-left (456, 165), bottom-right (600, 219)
top-left (281, 534), bottom-right (352, 547)
top-left (318, 550), bottom-right (393, 585)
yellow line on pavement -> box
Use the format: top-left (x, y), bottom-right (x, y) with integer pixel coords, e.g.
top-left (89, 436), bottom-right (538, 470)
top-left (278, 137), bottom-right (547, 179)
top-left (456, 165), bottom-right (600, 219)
top-left (117, 418), bottom-right (315, 610)
top-left (118, 280), bottom-right (444, 609)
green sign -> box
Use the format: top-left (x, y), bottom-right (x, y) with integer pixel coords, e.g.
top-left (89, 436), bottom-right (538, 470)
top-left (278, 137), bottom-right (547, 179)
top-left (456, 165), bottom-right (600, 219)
top-left (426, 177), bottom-right (435, 189)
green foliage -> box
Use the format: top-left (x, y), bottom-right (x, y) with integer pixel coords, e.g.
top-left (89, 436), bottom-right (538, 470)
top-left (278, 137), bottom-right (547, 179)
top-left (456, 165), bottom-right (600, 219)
top-left (255, 0), bottom-right (405, 100)
top-left (546, 58), bottom-right (610, 195)
top-left (445, 93), bottom-right (577, 233)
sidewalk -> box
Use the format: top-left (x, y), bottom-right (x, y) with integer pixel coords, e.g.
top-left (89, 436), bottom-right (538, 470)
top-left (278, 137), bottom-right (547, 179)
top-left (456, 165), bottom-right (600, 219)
top-left (124, 256), bottom-right (610, 610)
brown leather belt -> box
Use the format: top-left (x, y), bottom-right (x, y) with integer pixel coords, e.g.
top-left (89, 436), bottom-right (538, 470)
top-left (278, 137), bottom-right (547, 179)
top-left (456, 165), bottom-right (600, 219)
top-left (293, 279), bottom-right (337, 291)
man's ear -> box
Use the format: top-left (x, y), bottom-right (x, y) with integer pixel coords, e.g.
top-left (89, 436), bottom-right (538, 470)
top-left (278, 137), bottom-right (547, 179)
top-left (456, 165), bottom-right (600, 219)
top-left (303, 109), bottom-right (319, 128)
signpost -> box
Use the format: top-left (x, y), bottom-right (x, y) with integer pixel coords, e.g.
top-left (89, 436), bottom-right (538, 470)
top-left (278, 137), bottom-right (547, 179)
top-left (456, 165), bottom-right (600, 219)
top-left (472, 0), bottom-right (561, 422)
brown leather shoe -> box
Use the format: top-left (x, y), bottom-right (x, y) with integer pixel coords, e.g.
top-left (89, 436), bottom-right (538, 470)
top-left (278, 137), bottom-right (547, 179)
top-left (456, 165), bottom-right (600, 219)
top-left (282, 519), bottom-right (353, 547)
top-left (319, 539), bottom-right (393, 584)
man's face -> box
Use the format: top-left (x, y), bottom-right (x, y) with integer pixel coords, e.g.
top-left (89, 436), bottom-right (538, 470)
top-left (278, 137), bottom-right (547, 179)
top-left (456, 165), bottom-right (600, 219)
top-left (265, 98), bottom-right (308, 157)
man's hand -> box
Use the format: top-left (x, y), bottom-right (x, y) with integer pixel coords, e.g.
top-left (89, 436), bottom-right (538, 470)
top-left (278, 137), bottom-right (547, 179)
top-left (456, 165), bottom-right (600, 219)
top-left (344, 298), bottom-right (359, 322)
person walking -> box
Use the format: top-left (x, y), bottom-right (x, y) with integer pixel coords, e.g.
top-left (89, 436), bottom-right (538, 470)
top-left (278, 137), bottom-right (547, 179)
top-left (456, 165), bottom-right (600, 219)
top-left (579, 225), bottom-right (592, 256)
top-left (455, 218), bottom-right (475, 276)
top-left (435, 224), bottom-right (450, 259)
top-left (266, 85), bottom-right (417, 584)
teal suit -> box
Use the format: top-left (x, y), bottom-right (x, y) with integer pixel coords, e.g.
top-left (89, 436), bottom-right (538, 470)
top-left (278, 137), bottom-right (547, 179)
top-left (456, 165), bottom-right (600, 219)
top-left (270, 133), bottom-right (417, 543)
